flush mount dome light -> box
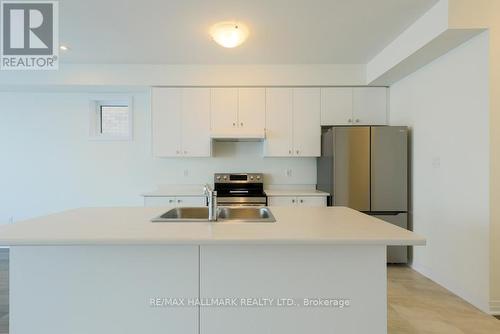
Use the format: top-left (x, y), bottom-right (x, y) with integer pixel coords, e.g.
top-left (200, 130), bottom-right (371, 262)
top-left (210, 21), bottom-right (249, 48)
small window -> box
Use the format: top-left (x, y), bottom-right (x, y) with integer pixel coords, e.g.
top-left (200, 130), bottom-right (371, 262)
top-left (89, 97), bottom-right (133, 140)
top-left (99, 105), bottom-right (129, 136)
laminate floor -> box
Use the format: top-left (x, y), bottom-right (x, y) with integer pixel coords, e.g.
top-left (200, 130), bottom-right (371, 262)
top-left (0, 249), bottom-right (498, 334)
top-left (388, 265), bottom-right (500, 334)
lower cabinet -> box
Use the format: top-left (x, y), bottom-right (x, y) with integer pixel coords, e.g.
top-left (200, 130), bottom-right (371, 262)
top-left (144, 196), bottom-right (207, 207)
top-left (145, 195), bottom-right (325, 208)
top-left (268, 196), bottom-right (327, 207)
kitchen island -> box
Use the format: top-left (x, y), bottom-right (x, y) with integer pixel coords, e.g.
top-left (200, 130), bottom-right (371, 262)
top-left (0, 206), bottom-right (425, 334)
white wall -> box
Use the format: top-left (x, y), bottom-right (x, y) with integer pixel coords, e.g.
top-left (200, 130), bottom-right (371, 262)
top-left (449, 0), bottom-right (500, 313)
top-left (0, 64), bottom-right (365, 89)
top-left (389, 32), bottom-right (490, 311)
top-left (0, 91), bottom-right (316, 224)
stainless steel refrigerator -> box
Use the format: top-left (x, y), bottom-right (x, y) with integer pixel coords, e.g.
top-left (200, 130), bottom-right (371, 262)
top-left (317, 126), bottom-right (409, 263)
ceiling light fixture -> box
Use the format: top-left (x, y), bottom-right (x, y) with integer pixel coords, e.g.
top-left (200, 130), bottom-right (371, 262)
top-left (210, 21), bottom-right (249, 48)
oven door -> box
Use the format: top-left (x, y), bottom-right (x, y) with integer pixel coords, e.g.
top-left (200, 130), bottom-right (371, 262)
top-left (217, 197), bottom-right (267, 207)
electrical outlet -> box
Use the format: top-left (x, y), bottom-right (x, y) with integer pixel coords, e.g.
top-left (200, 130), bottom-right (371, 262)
top-left (286, 169), bottom-right (292, 177)
top-left (8, 216), bottom-right (14, 224)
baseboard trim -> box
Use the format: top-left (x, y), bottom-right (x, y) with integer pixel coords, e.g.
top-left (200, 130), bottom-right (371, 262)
top-left (490, 300), bottom-right (500, 315)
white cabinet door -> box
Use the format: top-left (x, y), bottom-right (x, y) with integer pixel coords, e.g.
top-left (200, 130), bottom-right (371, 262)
top-left (320, 87), bottom-right (353, 126)
top-left (182, 88), bottom-right (211, 157)
top-left (297, 196), bottom-right (327, 207)
top-left (293, 88), bottom-right (321, 157)
top-left (211, 88), bottom-right (238, 132)
top-left (264, 88), bottom-right (293, 157)
top-left (144, 196), bottom-right (177, 207)
top-left (151, 88), bottom-right (182, 157)
top-left (144, 196), bottom-right (206, 207)
top-left (238, 88), bottom-right (265, 132)
top-left (175, 196), bottom-right (207, 207)
top-left (268, 196), bottom-right (297, 206)
top-left (352, 87), bottom-right (387, 125)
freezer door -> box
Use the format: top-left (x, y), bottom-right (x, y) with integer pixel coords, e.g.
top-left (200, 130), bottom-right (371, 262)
top-left (372, 213), bottom-right (408, 264)
top-left (333, 127), bottom-right (370, 211)
top-left (371, 126), bottom-right (408, 212)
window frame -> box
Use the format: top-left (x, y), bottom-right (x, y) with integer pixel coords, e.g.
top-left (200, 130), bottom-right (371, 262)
top-left (89, 96), bottom-right (133, 141)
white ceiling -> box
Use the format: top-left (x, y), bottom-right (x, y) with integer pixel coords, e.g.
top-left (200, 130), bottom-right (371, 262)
top-left (59, 0), bottom-right (438, 64)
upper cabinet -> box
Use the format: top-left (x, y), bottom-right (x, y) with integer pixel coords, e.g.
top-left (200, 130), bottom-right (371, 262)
top-left (181, 89), bottom-right (212, 156)
top-left (238, 88), bottom-right (265, 132)
top-left (293, 88), bottom-right (321, 157)
top-left (320, 87), bottom-right (353, 125)
top-left (152, 87), bottom-right (211, 157)
top-left (211, 88), bottom-right (238, 131)
top-left (152, 86), bottom-right (386, 159)
top-left (264, 88), bottom-right (321, 157)
top-left (352, 87), bottom-right (387, 125)
top-left (320, 87), bottom-right (388, 126)
top-left (211, 87), bottom-right (265, 135)
top-left (152, 87), bottom-right (182, 157)
top-left (264, 88), bottom-right (293, 157)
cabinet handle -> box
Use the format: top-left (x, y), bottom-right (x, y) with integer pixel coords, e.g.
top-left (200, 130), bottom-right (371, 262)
top-left (233, 122), bottom-right (236, 127)
top-left (176, 150), bottom-right (180, 154)
top-left (300, 199), bottom-right (304, 203)
top-left (177, 199), bottom-right (182, 203)
top-left (292, 199), bottom-right (295, 203)
top-left (296, 150), bottom-right (299, 155)
top-left (355, 119), bottom-right (360, 123)
top-left (348, 118), bottom-right (352, 123)
top-left (289, 150), bottom-right (292, 155)
top-left (240, 122), bottom-right (244, 127)
top-left (169, 199), bottom-right (174, 203)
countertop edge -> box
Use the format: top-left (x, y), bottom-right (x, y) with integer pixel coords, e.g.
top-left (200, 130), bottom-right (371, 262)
top-left (0, 239), bottom-right (426, 247)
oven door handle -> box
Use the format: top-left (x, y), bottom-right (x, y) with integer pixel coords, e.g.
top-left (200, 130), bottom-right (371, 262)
top-left (221, 204), bottom-right (266, 207)
top-left (229, 190), bottom-right (249, 194)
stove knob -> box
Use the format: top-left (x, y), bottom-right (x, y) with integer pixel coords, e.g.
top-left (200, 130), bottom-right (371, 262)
top-left (256, 175), bottom-right (261, 180)
top-left (216, 176), bottom-right (221, 180)
top-left (250, 176), bottom-right (254, 180)
top-left (223, 175), bottom-right (228, 180)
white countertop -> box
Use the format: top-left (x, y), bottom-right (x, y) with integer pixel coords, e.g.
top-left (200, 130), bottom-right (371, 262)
top-left (0, 207), bottom-right (424, 246)
top-left (142, 186), bottom-right (329, 197)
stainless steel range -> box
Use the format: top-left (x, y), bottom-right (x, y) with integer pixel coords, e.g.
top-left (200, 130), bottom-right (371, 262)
top-left (214, 173), bottom-right (267, 207)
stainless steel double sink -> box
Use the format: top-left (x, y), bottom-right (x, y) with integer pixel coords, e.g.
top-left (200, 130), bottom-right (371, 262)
top-left (151, 207), bottom-right (276, 223)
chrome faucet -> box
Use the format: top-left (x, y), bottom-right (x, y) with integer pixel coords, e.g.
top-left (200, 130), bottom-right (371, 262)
top-left (204, 184), bottom-right (218, 221)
